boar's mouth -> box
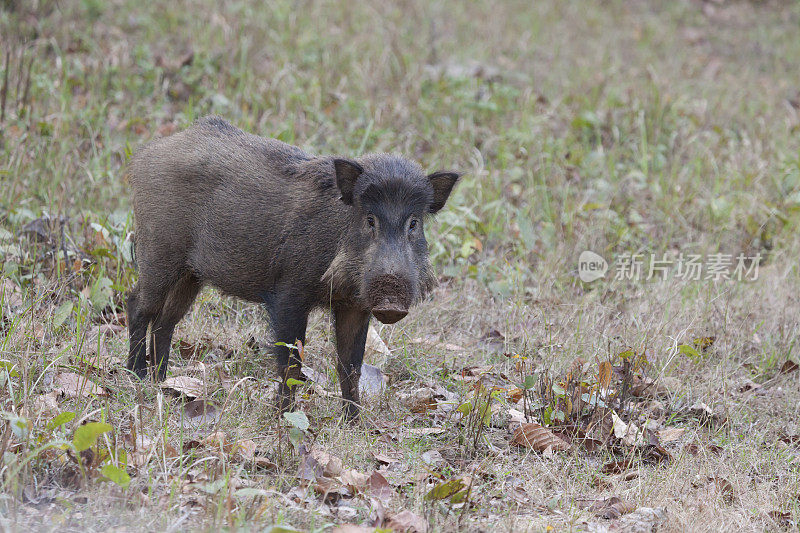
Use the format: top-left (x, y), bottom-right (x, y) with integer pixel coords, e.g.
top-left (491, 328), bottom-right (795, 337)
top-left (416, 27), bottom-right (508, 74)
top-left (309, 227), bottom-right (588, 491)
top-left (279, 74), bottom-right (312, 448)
top-left (367, 275), bottom-right (412, 324)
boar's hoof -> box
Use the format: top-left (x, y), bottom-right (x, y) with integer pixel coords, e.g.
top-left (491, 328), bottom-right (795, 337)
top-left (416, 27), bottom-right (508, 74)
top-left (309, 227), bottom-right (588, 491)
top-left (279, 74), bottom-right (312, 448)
top-left (344, 401), bottom-right (361, 421)
top-left (372, 305), bottom-right (408, 324)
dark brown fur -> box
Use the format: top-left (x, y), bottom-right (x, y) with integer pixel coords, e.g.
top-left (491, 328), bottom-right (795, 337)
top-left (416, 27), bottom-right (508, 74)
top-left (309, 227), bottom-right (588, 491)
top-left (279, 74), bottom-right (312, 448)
top-left (126, 116), bottom-right (458, 417)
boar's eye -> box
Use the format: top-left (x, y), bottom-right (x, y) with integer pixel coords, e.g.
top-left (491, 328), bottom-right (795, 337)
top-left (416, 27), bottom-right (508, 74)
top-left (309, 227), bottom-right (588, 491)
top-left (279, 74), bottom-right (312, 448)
top-left (408, 218), bottom-right (418, 237)
top-left (367, 214), bottom-right (376, 228)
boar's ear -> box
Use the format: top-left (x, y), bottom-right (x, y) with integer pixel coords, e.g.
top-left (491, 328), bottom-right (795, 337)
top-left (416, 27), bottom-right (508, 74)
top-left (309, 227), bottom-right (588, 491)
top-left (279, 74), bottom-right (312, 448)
top-left (333, 158), bottom-right (364, 205)
top-left (427, 171), bottom-right (460, 213)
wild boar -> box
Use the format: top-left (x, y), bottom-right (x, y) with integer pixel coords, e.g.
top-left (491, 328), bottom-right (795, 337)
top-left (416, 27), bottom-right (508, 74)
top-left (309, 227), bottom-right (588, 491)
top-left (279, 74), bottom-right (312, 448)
top-left (126, 116), bottom-right (458, 417)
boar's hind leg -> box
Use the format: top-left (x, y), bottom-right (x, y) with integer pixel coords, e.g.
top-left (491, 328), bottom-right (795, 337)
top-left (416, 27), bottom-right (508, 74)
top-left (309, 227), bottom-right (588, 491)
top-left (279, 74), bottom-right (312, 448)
top-left (149, 272), bottom-right (202, 380)
top-left (267, 303), bottom-right (309, 413)
top-left (333, 307), bottom-right (370, 419)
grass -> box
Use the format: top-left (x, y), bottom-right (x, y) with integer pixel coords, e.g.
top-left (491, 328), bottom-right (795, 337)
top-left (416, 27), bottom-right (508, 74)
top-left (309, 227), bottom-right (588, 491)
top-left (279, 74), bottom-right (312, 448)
top-left (1, 0), bottom-right (800, 531)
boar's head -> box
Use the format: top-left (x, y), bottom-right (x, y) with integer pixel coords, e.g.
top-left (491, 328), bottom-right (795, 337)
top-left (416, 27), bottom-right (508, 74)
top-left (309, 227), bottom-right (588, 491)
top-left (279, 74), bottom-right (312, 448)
top-left (325, 154), bottom-right (458, 324)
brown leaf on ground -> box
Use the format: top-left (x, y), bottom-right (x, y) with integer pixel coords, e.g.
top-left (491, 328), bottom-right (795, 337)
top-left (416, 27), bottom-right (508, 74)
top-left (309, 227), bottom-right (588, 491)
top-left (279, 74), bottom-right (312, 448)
top-left (453, 365), bottom-right (495, 382)
top-left (367, 470), bottom-right (395, 504)
top-left (386, 509), bottom-right (428, 533)
top-left (297, 451), bottom-right (324, 482)
top-left (199, 431), bottom-right (235, 455)
top-left (400, 387), bottom-right (438, 413)
top-left (29, 391), bottom-right (60, 418)
top-left (693, 475), bottom-right (736, 504)
top-left (780, 359), bottom-right (799, 375)
top-left (1, 278), bottom-right (25, 309)
top-left (340, 469), bottom-right (370, 492)
top-left (160, 376), bottom-right (204, 399)
top-left (310, 447), bottom-right (344, 477)
top-left (54, 372), bottom-right (107, 398)
top-left (763, 510), bottom-right (793, 529)
top-left (778, 432), bottom-right (800, 446)
top-left (611, 413), bottom-right (645, 446)
top-left (177, 339), bottom-right (209, 360)
top-left (709, 476), bottom-right (736, 504)
top-left (657, 427), bottom-right (685, 443)
top-left (585, 407), bottom-right (614, 444)
top-left (511, 423), bottom-right (571, 451)
top-left (601, 457), bottom-right (637, 475)
top-left (683, 442), bottom-right (723, 456)
top-left (506, 387), bottom-right (524, 403)
top-left (236, 439), bottom-right (277, 470)
top-left (629, 376), bottom-right (671, 398)
top-left (598, 361), bottom-right (612, 390)
top-left (373, 451), bottom-right (401, 465)
top-left (181, 399), bottom-right (221, 429)
top-left (579, 495), bottom-right (636, 519)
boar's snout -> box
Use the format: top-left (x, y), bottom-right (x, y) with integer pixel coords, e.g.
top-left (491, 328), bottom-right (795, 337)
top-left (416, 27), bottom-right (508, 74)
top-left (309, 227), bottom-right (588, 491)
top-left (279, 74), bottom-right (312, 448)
top-left (372, 304), bottom-right (408, 324)
top-left (367, 275), bottom-right (412, 324)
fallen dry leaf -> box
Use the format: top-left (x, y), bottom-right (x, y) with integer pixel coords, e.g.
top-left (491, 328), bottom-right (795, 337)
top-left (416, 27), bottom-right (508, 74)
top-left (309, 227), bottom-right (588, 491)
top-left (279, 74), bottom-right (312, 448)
top-left (359, 363), bottom-right (388, 398)
top-left (310, 447), bottom-right (344, 477)
top-left (598, 361), bottom-right (613, 391)
top-left (54, 372), bottom-right (107, 398)
top-left (511, 423), bottom-right (571, 452)
top-left (585, 407), bottom-right (614, 444)
top-left (693, 475), bottom-right (736, 504)
top-left (161, 376), bottom-right (204, 399)
top-left (386, 509), bottom-right (428, 533)
top-left (367, 470), bottom-right (395, 504)
top-left (601, 457), bottom-right (637, 475)
top-left (177, 339), bottom-right (208, 359)
top-left (506, 387), bottom-right (524, 403)
top-left (657, 427), bottom-right (685, 443)
top-left (373, 451), bottom-right (401, 465)
top-left (365, 325), bottom-right (391, 366)
top-left (340, 469), bottom-right (370, 492)
top-left (1, 278), bottom-right (24, 309)
top-left (780, 359), bottom-right (799, 375)
top-left (612, 413), bottom-right (645, 446)
top-left (579, 495), bottom-right (636, 519)
top-left (400, 388), bottom-right (438, 413)
top-left (764, 510), bottom-right (793, 528)
top-left (709, 476), bottom-right (736, 504)
top-left (199, 431), bottom-right (235, 455)
top-left (181, 399), bottom-right (221, 429)
top-left (629, 376), bottom-right (671, 398)
top-left (29, 391), bottom-right (60, 418)
top-left (236, 439), bottom-right (277, 470)
top-left (297, 453), bottom-right (323, 482)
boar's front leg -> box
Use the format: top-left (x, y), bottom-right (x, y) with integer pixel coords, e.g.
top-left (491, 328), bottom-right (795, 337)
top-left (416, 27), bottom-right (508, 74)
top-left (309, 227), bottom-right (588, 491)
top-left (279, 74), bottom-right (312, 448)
top-left (333, 306), bottom-right (370, 419)
top-left (267, 300), bottom-right (308, 413)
